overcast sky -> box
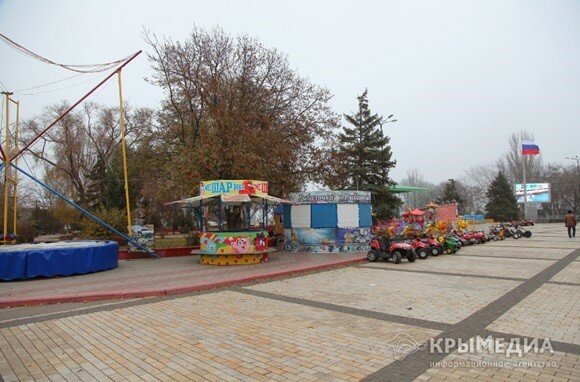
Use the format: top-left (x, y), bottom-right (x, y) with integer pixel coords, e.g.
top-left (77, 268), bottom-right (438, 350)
top-left (0, 0), bottom-right (578, 184)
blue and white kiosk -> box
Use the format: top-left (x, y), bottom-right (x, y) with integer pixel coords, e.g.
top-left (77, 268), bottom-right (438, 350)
top-left (283, 191), bottom-right (373, 253)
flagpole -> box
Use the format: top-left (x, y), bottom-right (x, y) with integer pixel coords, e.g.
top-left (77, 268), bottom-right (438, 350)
top-left (522, 154), bottom-right (527, 220)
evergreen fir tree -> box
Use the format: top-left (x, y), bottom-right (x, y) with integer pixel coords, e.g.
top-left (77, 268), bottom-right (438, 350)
top-left (437, 179), bottom-right (464, 210)
top-left (103, 155), bottom-right (136, 211)
top-left (84, 155), bottom-right (140, 211)
top-left (84, 158), bottom-right (107, 210)
top-left (485, 171), bottom-right (520, 221)
top-left (339, 90), bottom-right (400, 220)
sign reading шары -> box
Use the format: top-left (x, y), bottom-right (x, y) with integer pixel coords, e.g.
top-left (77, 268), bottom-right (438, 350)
top-left (200, 180), bottom-right (268, 197)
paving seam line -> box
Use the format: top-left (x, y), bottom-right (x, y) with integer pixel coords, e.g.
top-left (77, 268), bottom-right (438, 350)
top-left (483, 329), bottom-right (580, 355)
top-left (362, 247), bottom-right (580, 382)
top-left (545, 280), bottom-right (580, 287)
top-left (484, 244), bottom-right (577, 250)
top-left (355, 265), bottom-right (529, 282)
top-left (454, 254), bottom-right (564, 261)
top-left (232, 287), bottom-right (452, 332)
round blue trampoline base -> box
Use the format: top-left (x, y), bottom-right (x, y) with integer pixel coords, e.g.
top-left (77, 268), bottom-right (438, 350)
top-left (0, 241), bottom-right (119, 281)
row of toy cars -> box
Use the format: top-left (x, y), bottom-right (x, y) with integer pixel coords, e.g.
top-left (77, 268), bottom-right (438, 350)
top-left (512, 219), bottom-right (535, 227)
top-left (366, 228), bottom-right (490, 264)
top-left (488, 222), bottom-right (532, 240)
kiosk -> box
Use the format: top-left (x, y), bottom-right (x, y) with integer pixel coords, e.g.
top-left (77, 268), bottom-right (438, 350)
top-left (168, 180), bottom-right (290, 265)
top-left (283, 191), bottom-right (373, 253)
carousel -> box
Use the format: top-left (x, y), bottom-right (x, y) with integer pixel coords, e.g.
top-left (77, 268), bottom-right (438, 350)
top-left (168, 180), bottom-right (290, 265)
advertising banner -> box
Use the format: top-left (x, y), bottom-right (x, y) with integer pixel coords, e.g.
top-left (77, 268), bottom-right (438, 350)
top-left (283, 227), bottom-right (371, 253)
top-left (128, 224), bottom-right (155, 253)
top-left (515, 183), bottom-right (551, 203)
top-left (199, 231), bottom-right (267, 254)
top-left (463, 214), bottom-right (485, 222)
top-left (436, 204), bottom-right (458, 222)
top-left (200, 180), bottom-right (268, 197)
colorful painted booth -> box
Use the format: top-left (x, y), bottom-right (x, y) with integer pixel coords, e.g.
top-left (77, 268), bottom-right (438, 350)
top-left (283, 191), bottom-right (373, 253)
top-left (167, 180), bottom-right (290, 265)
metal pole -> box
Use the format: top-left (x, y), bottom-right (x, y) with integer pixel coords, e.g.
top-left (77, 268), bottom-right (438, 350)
top-left (199, 199), bottom-right (204, 230)
top-left (218, 197), bottom-right (222, 232)
top-left (522, 155), bottom-right (527, 220)
top-left (117, 71), bottom-right (133, 236)
top-left (11, 99), bottom-right (19, 234)
top-left (566, 155), bottom-right (580, 170)
top-left (2, 91), bottom-right (12, 243)
top-left (11, 163), bottom-right (158, 257)
top-left (263, 200), bottom-right (267, 229)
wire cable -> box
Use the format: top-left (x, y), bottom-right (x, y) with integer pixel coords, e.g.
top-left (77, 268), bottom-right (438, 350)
top-left (0, 33), bottom-right (132, 73)
top-left (0, 95), bottom-right (4, 132)
top-left (12, 73), bottom-right (84, 93)
top-left (18, 72), bottom-right (110, 96)
top-left (21, 154), bottom-right (48, 197)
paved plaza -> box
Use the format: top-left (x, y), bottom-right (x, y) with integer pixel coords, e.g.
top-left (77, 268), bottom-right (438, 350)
top-left (0, 252), bottom-right (366, 308)
top-left (0, 223), bottom-right (578, 381)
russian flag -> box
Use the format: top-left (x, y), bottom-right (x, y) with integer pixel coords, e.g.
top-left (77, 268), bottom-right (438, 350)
top-left (522, 141), bottom-right (540, 155)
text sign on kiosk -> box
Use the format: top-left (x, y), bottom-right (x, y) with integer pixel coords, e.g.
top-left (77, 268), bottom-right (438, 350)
top-left (200, 180), bottom-right (268, 197)
top-left (290, 190), bottom-right (371, 204)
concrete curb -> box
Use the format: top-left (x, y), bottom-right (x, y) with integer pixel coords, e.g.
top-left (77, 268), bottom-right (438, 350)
top-left (0, 256), bottom-right (367, 308)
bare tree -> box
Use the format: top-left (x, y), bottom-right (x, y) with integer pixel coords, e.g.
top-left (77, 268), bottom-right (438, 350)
top-left (142, 26), bottom-right (338, 204)
top-left (540, 163), bottom-right (580, 218)
top-left (462, 131), bottom-right (545, 215)
top-left (398, 168), bottom-right (436, 208)
top-left (461, 162), bottom-right (497, 213)
top-left (22, 101), bottom-right (153, 206)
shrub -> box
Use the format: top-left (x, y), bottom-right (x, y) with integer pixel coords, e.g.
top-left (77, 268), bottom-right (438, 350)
top-left (186, 231), bottom-right (200, 247)
top-left (80, 207), bottom-right (129, 240)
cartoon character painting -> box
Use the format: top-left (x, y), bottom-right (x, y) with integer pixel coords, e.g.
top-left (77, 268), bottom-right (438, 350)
top-left (254, 235), bottom-right (267, 251)
top-left (239, 180), bottom-right (257, 195)
top-left (343, 232), bottom-right (354, 243)
top-left (200, 234), bottom-right (218, 254)
top-left (230, 237), bottom-right (250, 253)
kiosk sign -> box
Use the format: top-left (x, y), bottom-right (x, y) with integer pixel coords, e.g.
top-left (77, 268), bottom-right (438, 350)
top-left (200, 180), bottom-right (268, 197)
top-left (290, 191), bottom-right (372, 204)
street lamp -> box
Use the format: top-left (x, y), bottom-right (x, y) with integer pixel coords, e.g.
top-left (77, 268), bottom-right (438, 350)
top-left (375, 114), bottom-right (397, 193)
top-left (565, 155), bottom-right (580, 169)
top-left (379, 114), bottom-right (397, 129)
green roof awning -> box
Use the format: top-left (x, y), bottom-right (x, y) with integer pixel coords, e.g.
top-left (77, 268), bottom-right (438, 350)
top-left (389, 185), bottom-right (431, 194)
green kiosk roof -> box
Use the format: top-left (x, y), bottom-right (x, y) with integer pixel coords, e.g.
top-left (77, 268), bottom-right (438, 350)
top-left (389, 185), bottom-right (431, 194)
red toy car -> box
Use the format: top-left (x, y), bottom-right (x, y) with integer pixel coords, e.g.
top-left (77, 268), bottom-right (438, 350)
top-left (367, 236), bottom-right (417, 264)
top-left (462, 231), bottom-right (487, 244)
top-left (420, 236), bottom-right (443, 256)
top-left (404, 238), bottom-right (430, 260)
